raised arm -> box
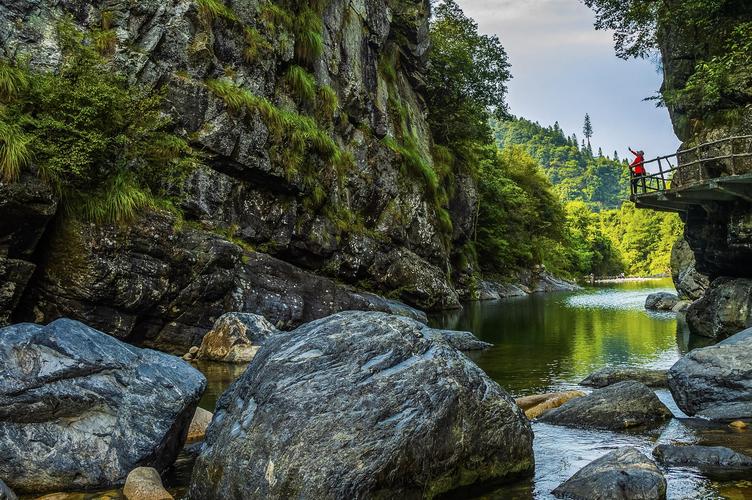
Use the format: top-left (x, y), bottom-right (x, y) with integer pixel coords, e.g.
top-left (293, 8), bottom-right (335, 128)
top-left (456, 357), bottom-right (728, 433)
top-left (628, 147), bottom-right (637, 156)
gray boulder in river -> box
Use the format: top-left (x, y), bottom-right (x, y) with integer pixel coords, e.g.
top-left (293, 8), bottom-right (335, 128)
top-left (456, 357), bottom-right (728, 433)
top-left (686, 277), bottom-right (752, 339)
top-left (188, 311), bottom-right (533, 499)
top-left (668, 328), bottom-right (752, 420)
top-left (553, 447), bottom-right (666, 500)
top-left (645, 292), bottom-right (679, 311)
top-left (580, 366), bottom-right (668, 388)
top-left (539, 381), bottom-right (672, 430)
top-left (652, 444), bottom-right (752, 479)
top-left (0, 319), bottom-right (206, 494)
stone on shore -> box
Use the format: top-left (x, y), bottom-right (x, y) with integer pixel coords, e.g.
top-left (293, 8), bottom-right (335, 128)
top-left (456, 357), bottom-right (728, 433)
top-left (0, 480), bottom-right (17, 500)
top-left (671, 238), bottom-right (709, 301)
top-left (552, 447), bottom-right (666, 500)
top-left (580, 366), bottom-right (668, 388)
top-left (524, 391), bottom-right (585, 419)
top-left (0, 319), bottom-right (206, 494)
top-left (186, 407), bottom-right (214, 444)
top-left (668, 328), bottom-right (752, 420)
top-left (652, 445), bottom-right (752, 477)
top-left (195, 312), bottom-right (278, 363)
top-left (123, 468), bottom-right (173, 500)
top-left (672, 300), bottom-right (692, 313)
top-left (188, 311), bottom-right (533, 499)
top-left (539, 381), bottom-right (672, 430)
top-left (645, 292), bottom-right (679, 311)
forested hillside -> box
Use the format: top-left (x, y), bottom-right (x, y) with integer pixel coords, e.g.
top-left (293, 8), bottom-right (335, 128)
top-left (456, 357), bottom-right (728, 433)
top-left (488, 118), bottom-right (683, 278)
top-left (493, 118), bottom-right (629, 209)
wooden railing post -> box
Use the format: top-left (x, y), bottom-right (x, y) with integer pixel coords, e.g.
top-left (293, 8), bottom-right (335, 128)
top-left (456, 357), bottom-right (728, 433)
top-left (731, 138), bottom-right (736, 175)
top-left (658, 158), bottom-right (666, 191)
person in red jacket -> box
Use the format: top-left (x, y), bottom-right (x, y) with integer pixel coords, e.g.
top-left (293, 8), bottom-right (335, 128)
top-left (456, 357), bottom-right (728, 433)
top-left (629, 147), bottom-right (646, 193)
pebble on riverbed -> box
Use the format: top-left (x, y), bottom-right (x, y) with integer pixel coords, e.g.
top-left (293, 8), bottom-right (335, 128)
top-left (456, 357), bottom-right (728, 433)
top-left (580, 366), bottom-right (668, 388)
top-left (186, 407), bottom-right (213, 444)
top-left (518, 391), bottom-right (586, 419)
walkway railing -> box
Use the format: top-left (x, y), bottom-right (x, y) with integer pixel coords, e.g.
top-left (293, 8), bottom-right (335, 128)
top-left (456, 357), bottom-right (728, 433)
top-left (630, 135), bottom-right (752, 196)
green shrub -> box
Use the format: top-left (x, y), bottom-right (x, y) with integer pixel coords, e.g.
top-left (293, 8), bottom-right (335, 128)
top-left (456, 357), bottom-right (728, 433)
top-left (317, 85), bottom-right (338, 120)
top-left (0, 20), bottom-right (197, 222)
top-left (243, 27), bottom-right (272, 63)
top-left (295, 8), bottom-right (324, 65)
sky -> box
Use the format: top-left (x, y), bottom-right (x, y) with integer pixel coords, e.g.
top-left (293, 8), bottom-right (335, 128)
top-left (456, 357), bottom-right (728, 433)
top-left (456, 0), bottom-right (681, 162)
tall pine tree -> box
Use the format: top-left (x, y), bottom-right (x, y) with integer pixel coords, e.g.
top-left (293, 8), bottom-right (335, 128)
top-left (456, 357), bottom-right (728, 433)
top-left (583, 113), bottom-right (593, 148)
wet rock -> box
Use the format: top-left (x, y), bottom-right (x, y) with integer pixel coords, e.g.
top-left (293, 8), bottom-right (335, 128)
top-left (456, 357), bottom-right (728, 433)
top-left (0, 319), bottom-right (206, 494)
top-left (423, 327), bottom-right (492, 350)
top-left (477, 280), bottom-right (528, 300)
top-left (671, 238), bottom-right (709, 301)
top-left (0, 173), bottom-right (58, 325)
top-left (581, 366), bottom-right (668, 388)
top-left (539, 381), bottom-right (672, 431)
top-left (195, 313), bottom-right (278, 363)
top-left (188, 311), bottom-right (533, 499)
top-left (552, 447), bottom-right (666, 500)
top-left (123, 468), bottom-right (173, 500)
top-left (653, 444), bottom-right (752, 479)
top-left (686, 277), bottom-right (752, 339)
top-left (0, 480), bottom-right (16, 500)
top-left (186, 407), bottom-right (213, 444)
top-left (524, 391), bottom-right (586, 420)
top-left (645, 292), bottom-right (679, 311)
top-left (672, 300), bottom-right (692, 313)
top-left (668, 328), bottom-right (752, 420)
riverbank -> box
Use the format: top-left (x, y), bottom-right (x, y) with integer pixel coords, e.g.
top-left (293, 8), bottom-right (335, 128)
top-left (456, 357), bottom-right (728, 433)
top-left (594, 275), bottom-right (669, 284)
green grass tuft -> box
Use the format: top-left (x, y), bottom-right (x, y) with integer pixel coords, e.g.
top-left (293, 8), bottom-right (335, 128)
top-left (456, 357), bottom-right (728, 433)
top-left (284, 65), bottom-right (317, 104)
top-left (317, 85), bottom-right (338, 119)
top-left (197, 0), bottom-right (238, 23)
top-left (243, 27), bottom-right (271, 63)
top-left (0, 60), bottom-right (29, 101)
top-left (71, 172), bottom-right (155, 223)
top-left (0, 120), bottom-right (32, 182)
top-left (295, 8), bottom-right (324, 65)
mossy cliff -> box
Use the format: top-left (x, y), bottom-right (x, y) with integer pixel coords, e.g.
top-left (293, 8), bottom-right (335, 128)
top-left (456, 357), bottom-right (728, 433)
top-left (0, 0), bottom-right (473, 351)
top-left (655, 1), bottom-right (752, 338)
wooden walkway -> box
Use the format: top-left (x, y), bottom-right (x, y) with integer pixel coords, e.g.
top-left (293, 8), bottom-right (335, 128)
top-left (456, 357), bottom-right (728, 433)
top-left (630, 135), bottom-right (752, 213)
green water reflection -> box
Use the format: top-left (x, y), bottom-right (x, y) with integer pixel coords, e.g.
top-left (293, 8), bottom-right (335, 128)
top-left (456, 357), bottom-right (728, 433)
top-left (431, 278), bottom-right (712, 397)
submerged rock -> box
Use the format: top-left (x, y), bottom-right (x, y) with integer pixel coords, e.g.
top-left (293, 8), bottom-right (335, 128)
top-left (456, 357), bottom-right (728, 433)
top-left (580, 366), bottom-right (668, 388)
top-left (0, 319), bottom-right (206, 494)
top-left (123, 468), bottom-right (173, 500)
top-left (539, 381), bottom-right (672, 430)
top-left (668, 328), bottom-right (752, 420)
top-left (553, 447), bottom-right (666, 500)
top-left (645, 292), bottom-right (679, 311)
top-left (188, 311), bottom-right (533, 499)
top-left (686, 277), bottom-right (752, 339)
top-left (652, 444), bottom-right (752, 479)
top-left (195, 312), bottom-right (278, 363)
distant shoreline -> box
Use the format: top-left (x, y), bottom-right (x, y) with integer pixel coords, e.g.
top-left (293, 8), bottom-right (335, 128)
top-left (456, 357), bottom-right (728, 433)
top-left (593, 276), bottom-right (669, 284)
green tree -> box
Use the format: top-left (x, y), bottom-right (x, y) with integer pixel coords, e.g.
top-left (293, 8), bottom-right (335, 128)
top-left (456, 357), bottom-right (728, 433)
top-left (583, 113), bottom-right (593, 147)
top-left (426, 0), bottom-right (511, 146)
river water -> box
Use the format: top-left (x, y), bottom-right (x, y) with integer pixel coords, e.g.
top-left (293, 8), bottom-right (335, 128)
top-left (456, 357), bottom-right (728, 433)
top-left (196, 279), bottom-right (752, 500)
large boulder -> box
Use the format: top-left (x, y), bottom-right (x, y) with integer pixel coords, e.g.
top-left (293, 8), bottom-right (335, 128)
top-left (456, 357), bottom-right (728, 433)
top-left (652, 444), bottom-right (752, 479)
top-left (668, 328), bottom-right (752, 420)
top-left (645, 292), bottom-right (679, 311)
top-left (539, 381), bottom-right (672, 430)
top-left (0, 319), bottom-right (206, 494)
top-left (188, 311), bottom-right (533, 499)
top-left (195, 313), bottom-right (278, 363)
top-left (423, 328), bottom-right (492, 351)
top-left (552, 447), bottom-right (666, 500)
top-left (581, 366), bottom-right (668, 388)
top-left (671, 238), bottom-right (709, 301)
top-left (686, 277), bottom-right (752, 339)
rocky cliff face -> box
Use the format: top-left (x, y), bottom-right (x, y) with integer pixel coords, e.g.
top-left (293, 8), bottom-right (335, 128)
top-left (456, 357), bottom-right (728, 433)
top-left (658, 5), bottom-right (752, 338)
top-left (0, 0), bottom-right (475, 350)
